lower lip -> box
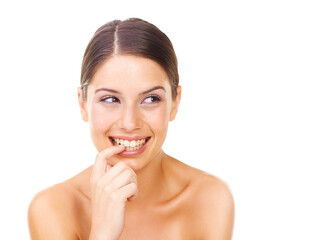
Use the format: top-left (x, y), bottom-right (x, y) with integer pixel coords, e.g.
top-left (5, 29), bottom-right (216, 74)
top-left (113, 138), bottom-right (151, 157)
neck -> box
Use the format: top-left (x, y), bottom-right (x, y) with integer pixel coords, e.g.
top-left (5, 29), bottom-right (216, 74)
top-left (132, 150), bottom-right (168, 205)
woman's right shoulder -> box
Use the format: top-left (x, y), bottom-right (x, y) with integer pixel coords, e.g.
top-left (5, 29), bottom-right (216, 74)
top-left (28, 180), bottom-right (82, 239)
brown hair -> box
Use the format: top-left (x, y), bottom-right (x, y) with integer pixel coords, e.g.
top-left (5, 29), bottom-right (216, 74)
top-left (80, 18), bottom-right (179, 100)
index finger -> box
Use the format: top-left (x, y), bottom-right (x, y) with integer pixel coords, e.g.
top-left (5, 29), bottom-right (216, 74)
top-left (91, 145), bottom-right (125, 182)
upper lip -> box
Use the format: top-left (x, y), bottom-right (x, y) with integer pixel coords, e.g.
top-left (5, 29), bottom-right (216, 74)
top-left (109, 136), bottom-right (150, 141)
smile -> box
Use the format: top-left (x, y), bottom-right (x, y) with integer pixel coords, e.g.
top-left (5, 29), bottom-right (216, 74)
top-left (109, 137), bottom-right (151, 151)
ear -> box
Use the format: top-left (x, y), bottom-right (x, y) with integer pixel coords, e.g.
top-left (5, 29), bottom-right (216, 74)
top-left (170, 85), bottom-right (182, 121)
top-left (77, 87), bottom-right (88, 122)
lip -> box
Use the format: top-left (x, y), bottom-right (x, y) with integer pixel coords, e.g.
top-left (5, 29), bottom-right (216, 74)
top-left (108, 136), bottom-right (151, 157)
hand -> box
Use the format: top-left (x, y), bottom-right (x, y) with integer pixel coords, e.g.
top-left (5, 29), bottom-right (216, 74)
top-left (89, 146), bottom-right (138, 240)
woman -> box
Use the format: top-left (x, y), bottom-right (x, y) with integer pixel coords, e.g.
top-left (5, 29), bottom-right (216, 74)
top-left (28, 18), bottom-right (234, 240)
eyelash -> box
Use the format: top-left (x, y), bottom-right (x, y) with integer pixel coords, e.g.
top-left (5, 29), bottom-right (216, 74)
top-left (143, 95), bottom-right (161, 104)
top-left (100, 95), bottom-right (162, 104)
top-left (100, 96), bottom-right (120, 103)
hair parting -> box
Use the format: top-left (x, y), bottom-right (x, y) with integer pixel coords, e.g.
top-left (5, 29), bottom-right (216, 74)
top-left (80, 18), bottom-right (179, 101)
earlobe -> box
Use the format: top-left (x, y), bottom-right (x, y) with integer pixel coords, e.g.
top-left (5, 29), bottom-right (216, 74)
top-left (169, 86), bottom-right (182, 121)
top-left (77, 87), bottom-right (88, 122)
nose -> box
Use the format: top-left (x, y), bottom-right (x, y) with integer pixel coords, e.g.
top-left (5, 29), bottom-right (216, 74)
top-left (117, 104), bottom-right (142, 132)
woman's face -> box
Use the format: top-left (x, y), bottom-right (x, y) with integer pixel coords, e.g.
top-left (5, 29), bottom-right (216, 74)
top-left (78, 55), bottom-right (181, 170)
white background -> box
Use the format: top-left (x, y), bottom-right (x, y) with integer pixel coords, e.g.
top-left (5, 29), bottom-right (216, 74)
top-left (0, 0), bottom-right (317, 239)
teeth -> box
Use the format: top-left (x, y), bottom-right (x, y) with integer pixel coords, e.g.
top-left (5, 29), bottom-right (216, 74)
top-left (130, 140), bottom-right (136, 148)
top-left (123, 140), bottom-right (130, 147)
top-left (111, 137), bottom-right (148, 151)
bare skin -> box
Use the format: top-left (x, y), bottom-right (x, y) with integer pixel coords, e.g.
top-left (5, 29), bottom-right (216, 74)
top-left (28, 55), bottom-right (234, 240)
top-left (28, 153), bottom-right (234, 240)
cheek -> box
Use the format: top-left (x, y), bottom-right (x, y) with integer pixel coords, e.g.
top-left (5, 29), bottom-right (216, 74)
top-left (89, 104), bottom-right (117, 149)
top-left (144, 105), bottom-right (170, 135)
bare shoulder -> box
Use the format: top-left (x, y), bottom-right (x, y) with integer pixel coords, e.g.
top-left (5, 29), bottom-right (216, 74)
top-left (167, 158), bottom-right (234, 239)
top-left (28, 178), bottom-right (83, 240)
top-left (191, 171), bottom-right (234, 209)
top-left (168, 157), bottom-right (234, 204)
top-left (188, 168), bottom-right (235, 239)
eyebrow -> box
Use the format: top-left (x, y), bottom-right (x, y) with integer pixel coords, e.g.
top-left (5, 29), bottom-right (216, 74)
top-left (95, 86), bottom-right (166, 95)
top-left (139, 86), bottom-right (166, 95)
top-left (95, 88), bottom-right (120, 94)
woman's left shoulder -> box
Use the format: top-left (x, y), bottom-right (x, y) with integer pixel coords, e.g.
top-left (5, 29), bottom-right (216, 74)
top-left (192, 171), bottom-right (234, 206)
top-left (168, 157), bottom-right (234, 206)
top-left (182, 164), bottom-right (235, 239)
top-left (164, 157), bottom-right (235, 238)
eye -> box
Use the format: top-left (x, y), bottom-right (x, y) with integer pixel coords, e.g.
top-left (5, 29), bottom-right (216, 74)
top-left (100, 96), bottom-right (120, 103)
top-left (142, 95), bottom-right (161, 104)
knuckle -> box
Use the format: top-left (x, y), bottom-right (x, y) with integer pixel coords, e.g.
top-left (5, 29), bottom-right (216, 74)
top-left (130, 182), bottom-right (138, 192)
top-left (110, 191), bottom-right (120, 200)
top-left (123, 169), bottom-right (131, 177)
top-left (96, 179), bottom-right (105, 189)
top-left (103, 185), bottom-right (112, 194)
top-left (116, 161), bottom-right (127, 169)
top-left (123, 169), bottom-right (136, 182)
top-left (132, 172), bottom-right (137, 180)
top-left (130, 171), bottom-right (137, 182)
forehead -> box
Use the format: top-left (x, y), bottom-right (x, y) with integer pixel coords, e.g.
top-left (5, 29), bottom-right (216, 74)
top-left (89, 55), bottom-right (171, 92)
